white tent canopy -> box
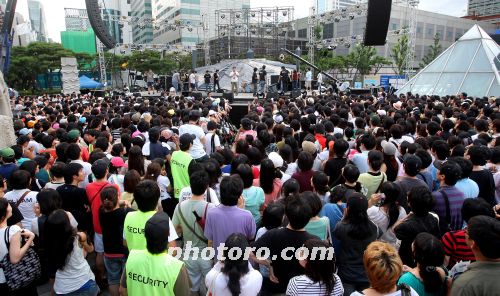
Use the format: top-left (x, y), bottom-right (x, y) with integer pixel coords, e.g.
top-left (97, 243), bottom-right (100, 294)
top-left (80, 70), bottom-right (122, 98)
top-left (397, 25), bottom-right (500, 97)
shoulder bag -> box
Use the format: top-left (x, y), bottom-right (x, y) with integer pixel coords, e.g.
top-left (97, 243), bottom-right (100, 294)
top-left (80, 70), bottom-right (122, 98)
top-left (0, 226), bottom-right (42, 291)
top-left (178, 203), bottom-right (209, 244)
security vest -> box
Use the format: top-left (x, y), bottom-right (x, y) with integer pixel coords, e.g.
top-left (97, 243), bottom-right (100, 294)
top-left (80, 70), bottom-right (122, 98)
top-left (170, 150), bottom-right (192, 199)
top-left (123, 210), bottom-right (155, 251)
top-left (126, 249), bottom-right (183, 296)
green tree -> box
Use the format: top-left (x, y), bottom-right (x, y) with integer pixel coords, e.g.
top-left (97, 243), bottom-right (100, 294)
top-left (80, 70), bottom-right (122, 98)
top-left (345, 44), bottom-right (391, 82)
top-left (419, 33), bottom-right (442, 69)
top-left (390, 34), bottom-right (410, 75)
top-left (7, 42), bottom-right (76, 90)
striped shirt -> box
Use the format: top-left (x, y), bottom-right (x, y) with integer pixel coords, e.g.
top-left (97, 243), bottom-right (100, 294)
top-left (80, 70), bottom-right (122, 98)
top-left (442, 229), bottom-right (475, 268)
top-left (432, 186), bottom-right (465, 235)
top-left (286, 274), bottom-right (344, 296)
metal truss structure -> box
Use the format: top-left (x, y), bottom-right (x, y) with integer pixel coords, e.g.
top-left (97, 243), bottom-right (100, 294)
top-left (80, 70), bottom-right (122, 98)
top-left (215, 7), bottom-right (294, 59)
top-left (307, 3), bottom-right (368, 64)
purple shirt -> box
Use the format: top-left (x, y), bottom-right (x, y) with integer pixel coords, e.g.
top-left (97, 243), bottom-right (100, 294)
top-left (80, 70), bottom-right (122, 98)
top-left (204, 205), bottom-right (256, 259)
top-left (432, 185), bottom-right (465, 235)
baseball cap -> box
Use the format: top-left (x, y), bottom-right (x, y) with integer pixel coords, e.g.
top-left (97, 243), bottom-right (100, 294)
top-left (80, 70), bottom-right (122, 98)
top-left (0, 148), bottom-right (15, 158)
top-left (91, 158), bottom-right (110, 176)
top-left (268, 152), bottom-right (284, 168)
top-left (110, 157), bottom-right (127, 168)
top-left (208, 110), bottom-right (217, 116)
top-left (302, 141), bottom-right (317, 155)
top-left (67, 129), bottom-right (81, 140)
top-left (273, 114), bottom-right (283, 124)
top-left (179, 134), bottom-right (195, 150)
top-left (161, 129), bottom-right (173, 140)
top-left (145, 212), bottom-right (170, 248)
top-left (381, 140), bottom-right (397, 156)
top-left (19, 128), bottom-right (32, 136)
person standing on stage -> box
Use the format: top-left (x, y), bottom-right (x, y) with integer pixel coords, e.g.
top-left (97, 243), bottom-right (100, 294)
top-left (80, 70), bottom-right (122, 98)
top-left (189, 70), bottom-right (196, 92)
top-left (305, 68), bottom-right (312, 91)
top-left (172, 71), bottom-right (181, 92)
top-left (317, 72), bottom-right (323, 95)
top-left (259, 65), bottom-right (267, 94)
top-left (204, 70), bottom-right (211, 91)
top-left (279, 66), bottom-right (290, 95)
top-left (252, 68), bottom-right (258, 96)
top-left (146, 69), bottom-right (155, 94)
top-left (292, 69), bottom-right (300, 91)
top-left (213, 69), bottom-right (220, 91)
top-left (230, 67), bottom-right (240, 95)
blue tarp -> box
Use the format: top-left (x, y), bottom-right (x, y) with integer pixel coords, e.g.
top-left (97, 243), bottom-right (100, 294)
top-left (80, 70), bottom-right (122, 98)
top-left (79, 75), bottom-right (103, 89)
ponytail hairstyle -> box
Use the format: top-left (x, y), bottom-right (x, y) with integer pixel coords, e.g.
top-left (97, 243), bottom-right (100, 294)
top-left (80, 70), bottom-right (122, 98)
top-left (221, 233), bottom-right (250, 296)
top-left (380, 182), bottom-right (402, 228)
top-left (259, 159), bottom-right (276, 194)
top-left (413, 232), bottom-right (445, 293)
top-left (281, 178), bottom-right (300, 201)
top-left (312, 171), bottom-right (329, 195)
top-left (45, 209), bottom-right (76, 270)
top-left (145, 162), bottom-right (162, 181)
top-left (100, 186), bottom-right (119, 212)
top-left (302, 239), bottom-right (337, 296)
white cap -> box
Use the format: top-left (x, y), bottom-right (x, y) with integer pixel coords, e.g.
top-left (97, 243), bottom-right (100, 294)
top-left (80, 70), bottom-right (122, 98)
top-left (208, 110), bottom-right (217, 116)
top-left (268, 152), bottom-right (284, 168)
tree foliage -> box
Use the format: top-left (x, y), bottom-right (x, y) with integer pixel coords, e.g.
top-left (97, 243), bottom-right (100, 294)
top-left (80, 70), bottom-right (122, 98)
top-left (390, 34), bottom-right (410, 75)
top-left (348, 45), bottom-right (391, 80)
top-left (419, 33), bottom-right (442, 69)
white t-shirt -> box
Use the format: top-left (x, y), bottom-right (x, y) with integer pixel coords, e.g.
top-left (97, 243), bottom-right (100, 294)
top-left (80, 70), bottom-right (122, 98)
top-left (306, 71), bottom-right (313, 81)
top-left (205, 133), bottom-right (221, 156)
top-left (230, 71), bottom-right (239, 82)
top-left (367, 206), bottom-right (407, 247)
top-left (205, 262), bottom-right (263, 296)
top-left (0, 225), bottom-right (21, 283)
top-left (31, 211), bottom-right (78, 236)
top-left (54, 237), bottom-right (95, 294)
top-left (350, 287), bottom-right (419, 296)
top-left (287, 274), bottom-right (343, 296)
top-left (189, 73), bottom-right (196, 84)
top-left (157, 175), bottom-right (171, 201)
top-left (4, 189), bottom-right (38, 231)
top-left (317, 73), bottom-right (323, 83)
top-left (179, 124), bottom-right (207, 159)
top-left (108, 174), bottom-right (125, 193)
top-left (179, 187), bottom-right (220, 205)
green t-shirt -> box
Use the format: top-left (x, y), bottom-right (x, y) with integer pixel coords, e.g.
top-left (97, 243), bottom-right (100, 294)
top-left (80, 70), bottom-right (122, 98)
top-left (170, 151), bottom-right (193, 199)
top-left (305, 216), bottom-right (329, 241)
top-left (243, 186), bottom-right (265, 225)
top-left (123, 210), bottom-right (156, 251)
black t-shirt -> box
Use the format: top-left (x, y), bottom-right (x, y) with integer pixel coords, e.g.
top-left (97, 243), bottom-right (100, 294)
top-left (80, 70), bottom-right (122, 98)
top-left (148, 142), bottom-right (170, 160)
top-left (7, 201), bottom-right (23, 226)
top-left (57, 184), bottom-right (90, 231)
top-left (469, 169), bottom-right (496, 206)
top-left (30, 178), bottom-right (46, 192)
top-left (99, 207), bottom-right (135, 255)
top-left (213, 72), bottom-right (219, 82)
top-left (204, 73), bottom-right (211, 84)
top-left (280, 70), bottom-right (289, 82)
top-left (394, 213), bottom-right (440, 267)
top-left (324, 158), bottom-right (348, 187)
top-left (252, 228), bottom-right (318, 293)
top-left (259, 69), bottom-right (267, 81)
top-left (251, 72), bottom-right (258, 84)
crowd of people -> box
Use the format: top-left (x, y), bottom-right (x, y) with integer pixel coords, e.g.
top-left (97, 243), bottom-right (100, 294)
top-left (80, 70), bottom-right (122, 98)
top-left (0, 86), bottom-right (499, 296)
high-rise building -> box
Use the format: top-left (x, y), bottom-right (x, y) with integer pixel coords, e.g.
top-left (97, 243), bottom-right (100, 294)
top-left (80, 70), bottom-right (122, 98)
top-left (65, 8), bottom-right (91, 32)
top-left (101, 0), bottom-right (133, 45)
top-left (27, 0), bottom-right (48, 42)
top-left (152, 0), bottom-right (250, 47)
top-left (468, 0), bottom-right (500, 16)
top-left (315, 0), bottom-right (331, 14)
top-left (466, 0), bottom-right (500, 27)
top-left (130, 0), bottom-right (154, 44)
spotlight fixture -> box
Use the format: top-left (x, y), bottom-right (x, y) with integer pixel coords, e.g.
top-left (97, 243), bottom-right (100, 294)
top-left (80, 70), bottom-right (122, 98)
top-left (345, 43), bottom-right (351, 48)
top-left (236, 30), bottom-right (241, 35)
top-left (236, 13), bottom-right (241, 18)
top-left (266, 28), bottom-right (272, 34)
top-left (187, 27), bottom-right (193, 32)
top-left (334, 16), bottom-right (340, 22)
top-left (332, 44), bottom-right (337, 49)
top-left (267, 11), bottom-right (272, 17)
top-left (220, 31), bottom-right (225, 36)
top-left (349, 13), bottom-right (355, 20)
top-left (251, 12), bottom-right (256, 17)
top-left (220, 14), bottom-right (225, 19)
top-left (282, 11), bottom-right (287, 16)
top-left (251, 29), bottom-right (257, 34)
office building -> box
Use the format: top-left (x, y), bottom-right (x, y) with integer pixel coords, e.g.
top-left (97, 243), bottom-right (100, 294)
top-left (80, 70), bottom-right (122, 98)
top-left (152, 0), bottom-right (250, 47)
top-left (465, 0), bottom-right (499, 27)
top-left (27, 0), bottom-right (48, 42)
top-left (65, 8), bottom-right (91, 32)
top-left (130, 0), bottom-right (154, 44)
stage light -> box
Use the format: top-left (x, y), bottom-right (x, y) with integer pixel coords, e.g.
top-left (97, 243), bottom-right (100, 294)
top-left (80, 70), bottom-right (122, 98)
top-left (236, 13), bottom-right (241, 18)
top-left (251, 12), bottom-right (256, 17)
top-left (236, 30), bottom-right (241, 35)
top-left (345, 43), bottom-right (350, 48)
top-left (334, 16), bottom-right (340, 22)
top-left (221, 14), bottom-right (225, 19)
top-left (282, 11), bottom-right (287, 16)
top-left (187, 27), bottom-right (193, 32)
top-left (349, 13), bottom-right (355, 20)
top-left (267, 11), bottom-right (272, 17)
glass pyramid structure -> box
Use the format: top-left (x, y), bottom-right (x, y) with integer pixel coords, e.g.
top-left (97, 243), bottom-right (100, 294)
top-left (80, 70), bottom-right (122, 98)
top-left (397, 25), bottom-right (500, 97)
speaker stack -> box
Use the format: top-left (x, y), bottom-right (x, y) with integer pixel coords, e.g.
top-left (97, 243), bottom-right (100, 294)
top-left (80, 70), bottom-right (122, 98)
top-left (363, 0), bottom-right (392, 46)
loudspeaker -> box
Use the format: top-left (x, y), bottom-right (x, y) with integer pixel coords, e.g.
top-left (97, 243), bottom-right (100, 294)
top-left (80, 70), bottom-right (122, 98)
top-left (267, 92), bottom-right (279, 100)
top-left (85, 0), bottom-right (117, 49)
top-left (165, 76), bottom-right (172, 89)
top-left (270, 75), bottom-right (280, 85)
top-left (223, 92), bottom-right (234, 103)
top-left (363, 0), bottom-right (392, 46)
top-left (192, 92), bottom-right (203, 100)
top-left (291, 90), bottom-right (301, 98)
top-left (228, 104), bottom-right (248, 127)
